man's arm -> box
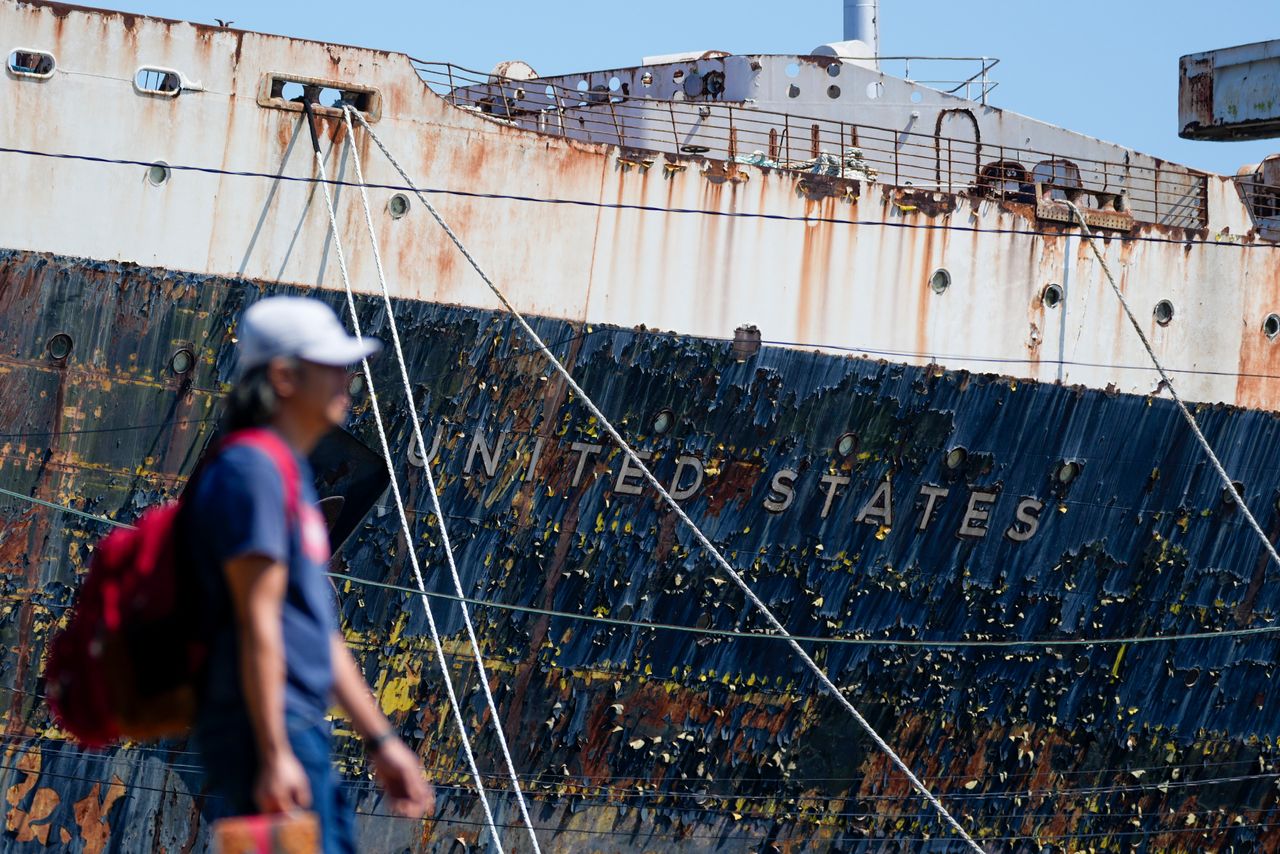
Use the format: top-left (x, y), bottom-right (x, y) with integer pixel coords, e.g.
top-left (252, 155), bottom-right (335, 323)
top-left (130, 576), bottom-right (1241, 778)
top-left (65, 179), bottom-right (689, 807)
top-left (225, 555), bottom-right (311, 813)
top-left (330, 634), bottom-right (433, 817)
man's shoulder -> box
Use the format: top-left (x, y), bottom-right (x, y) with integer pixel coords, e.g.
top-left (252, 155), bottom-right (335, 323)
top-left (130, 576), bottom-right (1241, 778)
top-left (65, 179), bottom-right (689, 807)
top-left (194, 442), bottom-right (286, 504)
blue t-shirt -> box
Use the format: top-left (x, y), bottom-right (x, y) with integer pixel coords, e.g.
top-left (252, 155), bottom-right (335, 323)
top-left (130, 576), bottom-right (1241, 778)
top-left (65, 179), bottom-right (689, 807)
top-left (186, 440), bottom-right (337, 733)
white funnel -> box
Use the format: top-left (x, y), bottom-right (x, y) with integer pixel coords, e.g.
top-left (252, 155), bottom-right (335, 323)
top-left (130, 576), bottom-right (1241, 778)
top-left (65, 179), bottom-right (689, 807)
top-left (844, 0), bottom-right (878, 54)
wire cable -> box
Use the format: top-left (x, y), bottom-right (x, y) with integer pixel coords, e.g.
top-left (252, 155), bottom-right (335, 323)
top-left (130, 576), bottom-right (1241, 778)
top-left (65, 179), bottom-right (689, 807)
top-left (340, 106), bottom-right (541, 853)
top-left (302, 101), bottom-right (504, 851)
top-left (348, 107), bottom-right (986, 853)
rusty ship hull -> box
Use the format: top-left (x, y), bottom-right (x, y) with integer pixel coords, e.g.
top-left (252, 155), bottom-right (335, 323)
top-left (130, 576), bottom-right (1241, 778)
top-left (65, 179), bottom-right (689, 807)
top-left (4, 2), bottom-right (1280, 852)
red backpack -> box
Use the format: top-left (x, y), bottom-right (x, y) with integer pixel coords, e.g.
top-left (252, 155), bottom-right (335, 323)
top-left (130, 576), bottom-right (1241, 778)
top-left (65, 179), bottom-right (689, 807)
top-left (45, 428), bottom-right (300, 747)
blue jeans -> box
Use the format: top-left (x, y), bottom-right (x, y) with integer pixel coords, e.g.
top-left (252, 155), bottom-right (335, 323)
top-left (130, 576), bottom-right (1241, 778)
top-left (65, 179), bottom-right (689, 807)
top-left (195, 717), bottom-right (356, 854)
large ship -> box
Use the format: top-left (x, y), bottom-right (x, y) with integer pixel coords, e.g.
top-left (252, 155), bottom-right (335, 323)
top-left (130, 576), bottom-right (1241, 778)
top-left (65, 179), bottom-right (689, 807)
top-left (2, 1), bottom-right (1280, 850)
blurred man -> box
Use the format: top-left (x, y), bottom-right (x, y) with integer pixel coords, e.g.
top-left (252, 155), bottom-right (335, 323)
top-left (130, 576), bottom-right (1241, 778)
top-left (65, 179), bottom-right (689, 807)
top-left (188, 296), bottom-right (431, 853)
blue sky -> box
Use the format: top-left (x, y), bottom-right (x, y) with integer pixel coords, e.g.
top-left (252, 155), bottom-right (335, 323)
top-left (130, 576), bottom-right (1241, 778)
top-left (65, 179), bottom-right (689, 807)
top-left (81, 0), bottom-right (1278, 175)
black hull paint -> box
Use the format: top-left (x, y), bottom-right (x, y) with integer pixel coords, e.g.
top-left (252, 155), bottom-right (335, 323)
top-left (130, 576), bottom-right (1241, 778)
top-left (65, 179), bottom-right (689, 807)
top-left (2, 250), bottom-right (1280, 852)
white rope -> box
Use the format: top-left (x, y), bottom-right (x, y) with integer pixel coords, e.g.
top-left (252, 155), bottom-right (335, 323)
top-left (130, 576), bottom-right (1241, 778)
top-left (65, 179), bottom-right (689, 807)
top-left (305, 109), bottom-right (506, 852)
top-left (1065, 201), bottom-right (1280, 572)
top-left (339, 108), bottom-right (541, 853)
top-left (347, 108), bottom-right (986, 853)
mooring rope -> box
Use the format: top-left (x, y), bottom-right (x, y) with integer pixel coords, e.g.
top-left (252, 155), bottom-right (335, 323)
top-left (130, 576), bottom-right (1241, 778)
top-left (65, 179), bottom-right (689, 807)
top-left (345, 106), bottom-right (986, 852)
top-left (303, 103), bottom-right (505, 851)
top-left (338, 108), bottom-right (541, 853)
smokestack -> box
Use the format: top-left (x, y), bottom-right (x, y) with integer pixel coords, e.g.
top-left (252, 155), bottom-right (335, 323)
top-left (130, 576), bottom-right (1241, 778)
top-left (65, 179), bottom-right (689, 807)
top-left (814, 0), bottom-right (878, 68)
top-left (843, 0), bottom-right (878, 56)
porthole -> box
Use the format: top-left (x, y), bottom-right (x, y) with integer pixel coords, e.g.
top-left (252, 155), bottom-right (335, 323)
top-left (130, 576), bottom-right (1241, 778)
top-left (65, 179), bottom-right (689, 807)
top-left (672, 70), bottom-right (685, 83)
top-left (827, 85), bottom-right (841, 99)
top-left (134, 66), bottom-right (181, 97)
top-left (1153, 300), bottom-right (1174, 326)
top-left (826, 63), bottom-right (841, 78)
top-left (7, 49), bottom-right (55, 79)
top-left (387, 193), bottom-right (410, 219)
top-left (608, 76), bottom-right (621, 92)
top-left (146, 162), bottom-right (171, 186)
top-left (576, 79), bottom-right (589, 91)
top-left (787, 84), bottom-right (800, 99)
top-left (1073, 657), bottom-right (1089, 676)
top-left (865, 81), bottom-right (883, 100)
top-left (836, 432), bottom-right (859, 458)
top-left (46, 333), bottom-right (73, 361)
top-left (169, 348), bottom-right (194, 375)
top-left (944, 446), bottom-right (967, 470)
top-left (1042, 283), bottom-right (1063, 308)
top-left (1222, 481), bottom-right (1245, 506)
top-left (1055, 460), bottom-right (1082, 485)
top-left (652, 408), bottom-right (674, 435)
top-left (1264, 314), bottom-right (1280, 340)
top-left (348, 372), bottom-right (365, 397)
top-left (641, 72), bottom-right (653, 86)
top-left (929, 268), bottom-right (951, 294)
top-left (1184, 668), bottom-right (1200, 687)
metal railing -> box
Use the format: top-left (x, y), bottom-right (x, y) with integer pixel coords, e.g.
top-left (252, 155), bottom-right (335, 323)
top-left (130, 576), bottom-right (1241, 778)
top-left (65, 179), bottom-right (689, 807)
top-left (1236, 178), bottom-right (1280, 233)
top-left (875, 56), bottom-right (1000, 105)
top-left (413, 61), bottom-right (1208, 229)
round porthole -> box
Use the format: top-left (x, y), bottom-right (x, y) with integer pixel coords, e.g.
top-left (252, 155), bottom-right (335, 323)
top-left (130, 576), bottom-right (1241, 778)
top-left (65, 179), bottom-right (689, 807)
top-left (652, 408), bottom-right (674, 435)
top-left (1264, 314), bottom-right (1280, 340)
top-left (387, 193), bottom-right (410, 219)
top-left (836, 432), bottom-right (859, 458)
top-left (929, 268), bottom-right (951, 294)
top-left (944, 446), bottom-right (967, 470)
top-left (826, 63), bottom-right (841, 78)
top-left (348, 372), bottom-right (365, 397)
top-left (1184, 668), bottom-right (1200, 687)
top-left (1055, 460), bottom-right (1082, 485)
top-left (1222, 481), bottom-right (1244, 505)
top-left (46, 333), bottom-right (73, 361)
top-left (1042, 284), bottom-right (1063, 308)
top-left (826, 85), bottom-right (841, 99)
top-left (146, 162), bottom-right (171, 186)
top-left (1153, 300), bottom-right (1174, 326)
top-left (170, 347), bottom-right (194, 375)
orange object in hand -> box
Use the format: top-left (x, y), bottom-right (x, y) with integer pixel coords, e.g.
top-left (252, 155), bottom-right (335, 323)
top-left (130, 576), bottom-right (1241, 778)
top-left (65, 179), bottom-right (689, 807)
top-left (212, 812), bottom-right (321, 854)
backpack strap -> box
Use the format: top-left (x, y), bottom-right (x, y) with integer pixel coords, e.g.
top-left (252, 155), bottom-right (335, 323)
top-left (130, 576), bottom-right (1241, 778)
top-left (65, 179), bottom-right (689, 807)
top-left (219, 428), bottom-right (301, 523)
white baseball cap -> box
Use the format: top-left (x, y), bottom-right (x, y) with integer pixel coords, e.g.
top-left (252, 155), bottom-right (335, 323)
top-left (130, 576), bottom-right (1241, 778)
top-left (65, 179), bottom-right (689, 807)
top-left (237, 296), bottom-right (381, 374)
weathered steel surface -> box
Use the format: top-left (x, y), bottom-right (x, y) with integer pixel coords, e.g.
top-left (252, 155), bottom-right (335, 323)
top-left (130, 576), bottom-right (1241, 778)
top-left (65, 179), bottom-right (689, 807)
top-left (1180, 40), bottom-right (1280, 141)
top-left (0, 0), bottom-right (1276, 413)
top-left (5, 250), bottom-right (1280, 850)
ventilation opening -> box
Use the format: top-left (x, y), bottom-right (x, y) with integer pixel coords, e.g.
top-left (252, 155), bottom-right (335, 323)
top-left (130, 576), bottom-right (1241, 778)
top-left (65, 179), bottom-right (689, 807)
top-left (260, 74), bottom-right (380, 120)
top-left (1264, 313), bottom-right (1280, 340)
top-left (46, 333), bottom-right (72, 361)
top-left (387, 193), bottom-right (410, 219)
top-left (7, 49), bottom-right (55, 79)
top-left (146, 162), bottom-right (171, 186)
top-left (929, 268), bottom-right (951, 294)
top-left (134, 67), bottom-right (181, 96)
top-left (170, 348), bottom-right (194, 375)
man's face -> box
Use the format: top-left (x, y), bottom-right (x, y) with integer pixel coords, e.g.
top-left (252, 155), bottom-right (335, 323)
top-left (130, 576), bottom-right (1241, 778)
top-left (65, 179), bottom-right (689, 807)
top-left (271, 357), bottom-right (351, 430)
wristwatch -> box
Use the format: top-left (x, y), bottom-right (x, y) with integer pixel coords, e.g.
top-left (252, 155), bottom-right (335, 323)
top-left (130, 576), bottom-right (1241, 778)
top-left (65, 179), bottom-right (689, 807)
top-left (364, 729), bottom-right (395, 753)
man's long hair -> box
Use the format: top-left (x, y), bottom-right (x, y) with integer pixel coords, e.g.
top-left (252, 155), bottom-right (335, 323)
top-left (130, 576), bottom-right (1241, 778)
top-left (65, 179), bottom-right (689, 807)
top-left (221, 363), bottom-right (284, 432)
